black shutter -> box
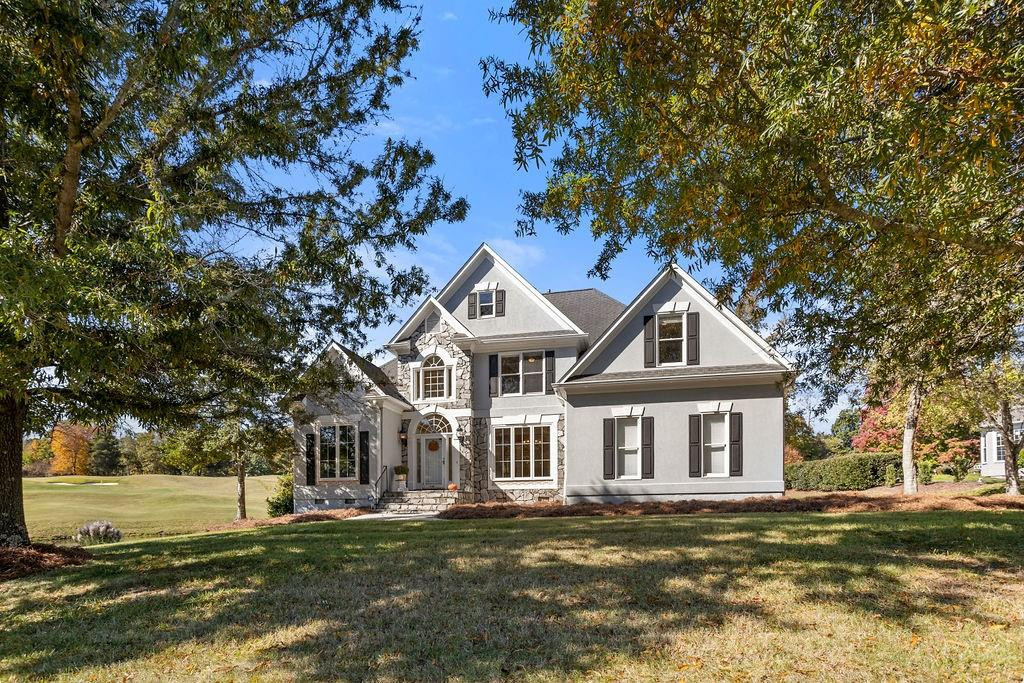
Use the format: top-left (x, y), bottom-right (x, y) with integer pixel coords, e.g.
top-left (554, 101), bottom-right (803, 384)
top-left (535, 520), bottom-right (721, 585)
top-left (468, 292), bottom-right (478, 319)
top-left (603, 418), bottom-right (615, 480)
top-left (729, 413), bottom-right (743, 476)
top-left (488, 354), bottom-right (499, 397)
top-left (643, 315), bottom-right (656, 367)
top-left (358, 430), bottom-right (370, 484)
top-left (305, 432), bottom-right (316, 485)
top-left (688, 414), bottom-right (702, 477)
top-left (544, 350), bottom-right (555, 394)
top-left (641, 416), bottom-right (654, 479)
top-left (495, 289), bottom-right (506, 317)
top-left (686, 311), bottom-right (700, 365)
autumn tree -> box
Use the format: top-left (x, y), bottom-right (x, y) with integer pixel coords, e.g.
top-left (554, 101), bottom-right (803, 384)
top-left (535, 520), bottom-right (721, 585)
top-left (0, 0), bottom-right (466, 545)
top-left (484, 0), bottom-right (1024, 494)
top-left (50, 423), bottom-right (95, 475)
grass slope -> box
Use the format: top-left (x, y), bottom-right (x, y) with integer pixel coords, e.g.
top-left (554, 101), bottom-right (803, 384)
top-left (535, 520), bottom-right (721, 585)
top-left (2, 511), bottom-right (1023, 681)
top-left (23, 475), bottom-right (280, 541)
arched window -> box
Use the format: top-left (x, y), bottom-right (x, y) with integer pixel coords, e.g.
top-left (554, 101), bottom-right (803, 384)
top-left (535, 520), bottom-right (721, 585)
top-left (416, 413), bottom-right (452, 435)
top-left (414, 354), bottom-right (453, 401)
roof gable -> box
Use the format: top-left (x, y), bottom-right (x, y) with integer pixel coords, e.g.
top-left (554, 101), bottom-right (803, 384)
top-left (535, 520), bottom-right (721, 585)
top-left (387, 296), bottom-right (474, 345)
top-left (561, 264), bottom-right (791, 381)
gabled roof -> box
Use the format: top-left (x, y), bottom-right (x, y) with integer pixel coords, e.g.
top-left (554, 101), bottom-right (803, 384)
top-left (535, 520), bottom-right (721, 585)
top-left (434, 243), bottom-right (585, 335)
top-left (387, 296), bottom-right (474, 345)
top-left (560, 263), bottom-right (793, 382)
top-left (543, 288), bottom-right (625, 340)
top-left (325, 341), bottom-right (411, 407)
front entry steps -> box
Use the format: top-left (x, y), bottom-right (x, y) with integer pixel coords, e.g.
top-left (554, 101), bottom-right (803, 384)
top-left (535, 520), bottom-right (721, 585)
top-left (377, 490), bottom-right (459, 514)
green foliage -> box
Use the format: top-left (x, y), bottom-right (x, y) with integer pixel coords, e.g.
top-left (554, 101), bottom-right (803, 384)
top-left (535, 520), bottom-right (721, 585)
top-left (0, 0), bottom-right (466, 545)
top-left (949, 453), bottom-right (975, 483)
top-left (830, 408), bottom-right (861, 452)
top-left (119, 433), bottom-right (171, 475)
top-left (393, 464), bottom-right (408, 476)
top-left (266, 473), bottom-right (294, 518)
top-left (917, 457), bottom-right (937, 486)
top-left (884, 464), bottom-right (903, 488)
top-left (89, 432), bottom-right (123, 476)
top-left (785, 411), bottom-right (829, 461)
top-left (785, 452), bottom-right (902, 491)
top-left (22, 438), bottom-right (52, 465)
top-left (483, 0), bottom-right (1024, 407)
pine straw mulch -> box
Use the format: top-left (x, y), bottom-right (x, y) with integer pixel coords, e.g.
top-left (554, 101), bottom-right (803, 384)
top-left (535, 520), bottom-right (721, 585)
top-left (1, 543), bottom-right (92, 582)
top-left (437, 491), bottom-right (1024, 520)
top-left (204, 507), bottom-right (370, 532)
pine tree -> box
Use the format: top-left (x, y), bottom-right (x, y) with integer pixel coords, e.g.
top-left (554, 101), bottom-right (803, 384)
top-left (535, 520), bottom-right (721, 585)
top-left (90, 432), bottom-right (122, 476)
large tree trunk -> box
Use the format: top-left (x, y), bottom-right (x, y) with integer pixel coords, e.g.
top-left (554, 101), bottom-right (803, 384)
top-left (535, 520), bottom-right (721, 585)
top-left (235, 459), bottom-right (247, 520)
top-left (902, 379), bottom-right (923, 495)
top-left (999, 400), bottom-right (1021, 496)
top-left (0, 392), bottom-right (30, 547)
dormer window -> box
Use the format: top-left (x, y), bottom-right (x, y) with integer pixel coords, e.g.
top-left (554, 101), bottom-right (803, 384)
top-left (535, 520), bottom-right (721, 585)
top-left (413, 354), bottom-right (453, 401)
top-left (478, 290), bottom-right (495, 318)
top-left (644, 308), bottom-right (699, 367)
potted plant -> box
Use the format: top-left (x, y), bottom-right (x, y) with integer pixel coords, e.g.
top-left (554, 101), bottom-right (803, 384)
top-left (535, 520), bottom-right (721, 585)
top-left (447, 482), bottom-right (458, 492)
top-left (393, 465), bottom-right (408, 492)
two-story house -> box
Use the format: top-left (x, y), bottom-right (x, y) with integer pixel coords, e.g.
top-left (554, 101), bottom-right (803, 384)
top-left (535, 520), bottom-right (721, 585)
top-left (292, 243), bottom-right (791, 512)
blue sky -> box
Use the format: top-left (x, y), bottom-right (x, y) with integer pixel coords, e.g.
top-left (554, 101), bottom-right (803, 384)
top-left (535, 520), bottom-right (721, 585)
top-left (356, 3), bottom-right (839, 428)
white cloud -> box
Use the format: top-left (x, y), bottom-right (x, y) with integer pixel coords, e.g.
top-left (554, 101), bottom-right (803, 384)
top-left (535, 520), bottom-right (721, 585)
top-left (371, 114), bottom-right (460, 139)
top-left (431, 66), bottom-right (455, 80)
top-left (489, 237), bottom-right (546, 271)
top-left (469, 116), bottom-right (497, 126)
top-left (440, 11), bottom-right (458, 21)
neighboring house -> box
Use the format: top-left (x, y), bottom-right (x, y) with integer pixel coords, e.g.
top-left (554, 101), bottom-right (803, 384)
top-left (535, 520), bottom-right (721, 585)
top-left (293, 243), bottom-right (792, 512)
top-left (978, 408), bottom-right (1024, 479)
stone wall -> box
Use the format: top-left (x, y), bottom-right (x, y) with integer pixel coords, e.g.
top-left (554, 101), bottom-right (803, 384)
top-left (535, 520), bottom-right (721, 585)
top-left (465, 415), bottom-right (566, 504)
top-left (393, 318), bottom-right (472, 409)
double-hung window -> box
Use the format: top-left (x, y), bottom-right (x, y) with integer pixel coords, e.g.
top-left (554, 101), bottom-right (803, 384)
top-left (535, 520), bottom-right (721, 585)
top-left (996, 432), bottom-right (1006, 462)
top-left (414, 355), bottom-right (452, 401)
top-left (499, 351), bottom-right (545, 395)
top-left (494, 425), bottom-right (551, 479)
top-left (702, 413), bottom-right (729, 476)
top-left (615, 416), bottom-right (640, 479)
top-left (478, 290), bottom-right (495, 318)
top-left (657, 314), bottom-right (685, 365)
top-left (319, 424), bottom-right (356, 479)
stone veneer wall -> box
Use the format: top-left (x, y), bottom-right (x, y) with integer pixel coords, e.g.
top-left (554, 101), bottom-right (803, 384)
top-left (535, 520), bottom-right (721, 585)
top-left (467, 415), bottom-right (566, 504)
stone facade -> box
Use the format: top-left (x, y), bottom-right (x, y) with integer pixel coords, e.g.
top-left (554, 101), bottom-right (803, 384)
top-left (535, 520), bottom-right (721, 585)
top-left (464, 415), bottom-right (565, 504)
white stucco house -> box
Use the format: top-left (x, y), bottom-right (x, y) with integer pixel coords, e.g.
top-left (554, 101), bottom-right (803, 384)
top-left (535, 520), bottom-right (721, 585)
top-left (978, 409), bottom-right (1023, 479)
top-left (292, 243), bottom-right (792, 512)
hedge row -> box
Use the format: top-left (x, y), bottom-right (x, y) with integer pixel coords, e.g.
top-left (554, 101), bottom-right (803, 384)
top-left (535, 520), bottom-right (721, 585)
top-left (784, 452), bottom-right (902, 491)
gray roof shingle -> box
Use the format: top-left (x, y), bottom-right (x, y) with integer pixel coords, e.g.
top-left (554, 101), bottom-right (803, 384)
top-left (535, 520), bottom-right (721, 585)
top-left (543, 288), bottom-right (625, 341)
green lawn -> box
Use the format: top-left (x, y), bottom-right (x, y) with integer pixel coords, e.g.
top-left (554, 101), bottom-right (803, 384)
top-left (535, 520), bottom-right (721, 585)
top-left (22, 474), bottom-right (281, 541)
top-left (2, 511), bottom-right (1023, 681)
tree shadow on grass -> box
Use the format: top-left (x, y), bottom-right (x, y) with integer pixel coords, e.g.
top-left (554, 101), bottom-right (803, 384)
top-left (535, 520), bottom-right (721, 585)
top-left (1, 511), bottom-right (1022, 680)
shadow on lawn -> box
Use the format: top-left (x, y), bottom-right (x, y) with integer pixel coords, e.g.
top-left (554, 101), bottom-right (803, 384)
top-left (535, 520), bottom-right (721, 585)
top-left (2, 511), bottom-right (1022, 680)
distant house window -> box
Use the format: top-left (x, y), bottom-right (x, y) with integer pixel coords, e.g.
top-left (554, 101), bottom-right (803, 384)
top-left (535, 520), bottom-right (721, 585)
top-left (702, 413), bottom-right (729, 476)
top-left (414, 355), bottom-right (452, 401)
top-left (319, 425), bottom-right (356, 479)
top-left (494, 425), bottom-right (551, 479)
top-left (657, 313), bottom-right (685, 365)
top-left (478, 290), bottom-right (495, 318)
top-left (996, 433), bottom-right (1006, 462)
top-left (615, 416), bottom-right (640, 479)
top-left (499, 351), bottom-right (545, 396)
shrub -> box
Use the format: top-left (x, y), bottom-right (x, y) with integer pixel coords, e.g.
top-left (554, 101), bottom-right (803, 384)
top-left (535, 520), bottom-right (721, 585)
top-left (74, 521), bottom-right (122, 545)
top-left (917, 456), bottom-right (937, 486)
top-left (266, 472), bottom-right (294, 517)
top-left (884, 463), bottom-right (902, 487)
top-left (393, 464), bottom-right (408, 476)
top-left (949, 453), bottom-right (975, 482)
top-left (785, 452), bottom-right (902, 491)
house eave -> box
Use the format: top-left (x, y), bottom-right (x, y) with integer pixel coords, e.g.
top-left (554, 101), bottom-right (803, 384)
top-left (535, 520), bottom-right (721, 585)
top-left (458, 332), bottom-right (588, 354)
top-left (555, 369), bottom-right (792, 394)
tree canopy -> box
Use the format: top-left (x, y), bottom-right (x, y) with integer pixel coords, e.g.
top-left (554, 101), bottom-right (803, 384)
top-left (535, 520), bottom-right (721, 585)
top-left (0, 0), bottom-right (467, 545)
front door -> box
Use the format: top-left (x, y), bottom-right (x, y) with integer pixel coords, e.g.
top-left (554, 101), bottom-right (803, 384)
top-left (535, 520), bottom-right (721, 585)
top-left (420, 436), bottom-right (445, 489)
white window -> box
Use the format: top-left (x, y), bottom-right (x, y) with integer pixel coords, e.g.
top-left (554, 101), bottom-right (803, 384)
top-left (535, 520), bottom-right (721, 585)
top-left (414, 355), bottom-right (452, 401)
top-left (615, 416), bottom-right (640, 479)
top-left (494, 425), bottom-right (551, 479)
top-left (996, 432), bottom-right (1006, 462)
top-left (478, 290), bottom-right (495, 318)
top-left (499, 351), bottom-right (546, 396)
top-left (657, 313), bottom-right (685, 365)
top-left (981, 434), bottom-right (988, 462)
top-left (319, 424), bottom-right (356, 479)
top-left (702, 413), bottom-right (729, 476)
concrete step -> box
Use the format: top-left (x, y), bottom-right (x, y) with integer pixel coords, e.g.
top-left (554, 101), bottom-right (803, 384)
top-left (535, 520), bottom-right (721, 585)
top-left (378, 489), bottom-right (459, 513)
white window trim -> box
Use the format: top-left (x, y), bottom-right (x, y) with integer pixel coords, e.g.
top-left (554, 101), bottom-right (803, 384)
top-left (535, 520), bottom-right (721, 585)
top-left (996, 432), bottom-right (1006, 462)
top-left (701, 411), bottom-right (731, 478)
top-left (498, 350), bottom-right (547, 397)
top-left (655, 311), bottom-right (687, 367)
top-left (473, 281), bottom-right (500, 292)
top-left (477, 290), bottom-right (496, 319)
top-left (614, 415), bottom-right (641, 480)
top-left (612, 405), bottom-right (645, 418)
top-left (492, 423), bottom-right (555, 482)
top-left (313, 418), bottom-right (358, 482)
top-left (652, 300), bottom-right (690, 314)
top-left (408, 347), bottom-right (458, 404)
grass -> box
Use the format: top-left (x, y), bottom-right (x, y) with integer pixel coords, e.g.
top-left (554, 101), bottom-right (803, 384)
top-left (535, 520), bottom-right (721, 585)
top-left (2, 511), bottom-right (1023, 681)
top-left (22, 474), bottom-right (280, 542)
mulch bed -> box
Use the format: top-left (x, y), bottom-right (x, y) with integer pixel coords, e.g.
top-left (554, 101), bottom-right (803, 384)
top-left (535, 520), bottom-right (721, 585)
top-left (205, 507), bottom-right (370, 532)
top-left (1, 543), bottom-right (92, 582)
top-left (438, 492), bottom-right (1024, 520)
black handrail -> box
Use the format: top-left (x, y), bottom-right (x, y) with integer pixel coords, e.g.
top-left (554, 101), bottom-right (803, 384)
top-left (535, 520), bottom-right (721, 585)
top-left (372, 465), bottom-right (389, 508)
